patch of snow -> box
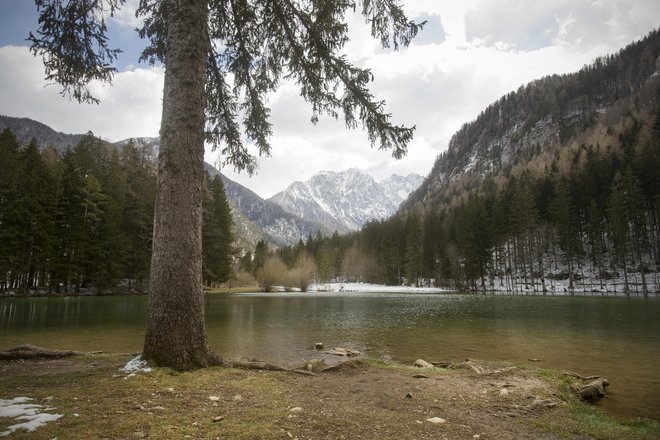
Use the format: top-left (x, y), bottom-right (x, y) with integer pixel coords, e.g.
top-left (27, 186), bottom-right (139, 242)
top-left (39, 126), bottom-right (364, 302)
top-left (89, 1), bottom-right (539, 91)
top-left (0, 397), bottom-right (63, 437)
top-left (308, 282), bottom-right (451, 294)
top-left (120, 356), bottom-right (153, 375)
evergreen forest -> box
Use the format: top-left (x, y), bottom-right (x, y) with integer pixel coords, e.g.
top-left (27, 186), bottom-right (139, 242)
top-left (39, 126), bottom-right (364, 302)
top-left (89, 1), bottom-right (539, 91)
top-left (0, 129), bottom-right (233, 294)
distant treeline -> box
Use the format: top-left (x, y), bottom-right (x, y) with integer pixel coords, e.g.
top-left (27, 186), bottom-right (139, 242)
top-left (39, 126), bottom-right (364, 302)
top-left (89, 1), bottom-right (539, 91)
top-left (277, 114), bottom-right (660, 294)
top-left (0, 129), bottom-right (233, 294)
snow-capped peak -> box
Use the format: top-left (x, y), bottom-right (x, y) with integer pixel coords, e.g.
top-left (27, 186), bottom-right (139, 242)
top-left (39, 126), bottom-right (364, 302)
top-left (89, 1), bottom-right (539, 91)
top-left (270, 169), bottom-right (423, 232)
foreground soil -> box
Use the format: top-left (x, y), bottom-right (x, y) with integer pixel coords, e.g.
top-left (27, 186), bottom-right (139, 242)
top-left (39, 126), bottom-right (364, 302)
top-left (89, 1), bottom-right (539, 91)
top-left (1, 354), bottom-right (658, 439)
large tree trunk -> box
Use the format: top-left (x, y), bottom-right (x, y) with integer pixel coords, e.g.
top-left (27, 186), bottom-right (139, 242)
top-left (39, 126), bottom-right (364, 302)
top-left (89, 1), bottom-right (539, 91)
top-left (143, 0), bottom-right (220, 371)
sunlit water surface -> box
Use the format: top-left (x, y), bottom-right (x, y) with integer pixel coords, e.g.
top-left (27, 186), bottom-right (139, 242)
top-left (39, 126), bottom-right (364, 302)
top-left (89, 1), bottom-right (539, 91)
top-left (1, 292), bottom-right (659, 420)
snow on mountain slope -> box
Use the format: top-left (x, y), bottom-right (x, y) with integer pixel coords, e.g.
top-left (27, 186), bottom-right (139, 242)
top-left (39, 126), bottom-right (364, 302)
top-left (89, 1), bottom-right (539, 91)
top-left (380, 173), bottom-right (425, 205)
top-left (270, 168), bottom-right (423, 232)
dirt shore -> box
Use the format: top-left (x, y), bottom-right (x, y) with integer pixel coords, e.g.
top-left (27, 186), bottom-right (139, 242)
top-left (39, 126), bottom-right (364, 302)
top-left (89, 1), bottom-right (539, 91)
top-left (1, 354), bottom-right (658, 439)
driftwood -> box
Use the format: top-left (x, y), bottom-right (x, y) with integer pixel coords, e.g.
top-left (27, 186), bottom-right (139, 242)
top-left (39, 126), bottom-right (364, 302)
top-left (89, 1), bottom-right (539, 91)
top-left (0, 344), bottom-right (84, 360)
top-left (564, 371), bottom-right (609, 402)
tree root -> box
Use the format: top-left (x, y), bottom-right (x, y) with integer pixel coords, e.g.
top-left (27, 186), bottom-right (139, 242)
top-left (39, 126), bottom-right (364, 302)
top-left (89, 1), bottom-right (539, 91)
top-left (0, 345), bottom-right (315, 376)
top-left (0, 344), bottom-right (84, 360)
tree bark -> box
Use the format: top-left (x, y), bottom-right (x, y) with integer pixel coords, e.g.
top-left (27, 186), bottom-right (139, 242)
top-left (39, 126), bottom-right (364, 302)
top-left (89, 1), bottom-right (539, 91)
top-left (143, 0), bottom-right (220, 371)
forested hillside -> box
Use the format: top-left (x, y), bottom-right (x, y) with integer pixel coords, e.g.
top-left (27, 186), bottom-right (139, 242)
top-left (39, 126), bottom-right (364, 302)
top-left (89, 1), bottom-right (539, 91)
top-left (0, 130), bottom-right (233, 294)
top-left (274, 30), bottom-right (660, 294)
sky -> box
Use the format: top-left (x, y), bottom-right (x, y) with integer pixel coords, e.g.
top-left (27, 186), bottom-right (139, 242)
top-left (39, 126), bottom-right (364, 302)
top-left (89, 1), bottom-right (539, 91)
top-left (1, 1), bottom-right (659, 198)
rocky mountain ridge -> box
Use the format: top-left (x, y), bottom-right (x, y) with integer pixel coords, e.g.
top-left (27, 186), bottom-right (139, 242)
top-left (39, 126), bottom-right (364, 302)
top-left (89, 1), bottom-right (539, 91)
top-left (270, 168), bottom-right (423, 232)
top-left (403, 29), bottom-right (660, 211)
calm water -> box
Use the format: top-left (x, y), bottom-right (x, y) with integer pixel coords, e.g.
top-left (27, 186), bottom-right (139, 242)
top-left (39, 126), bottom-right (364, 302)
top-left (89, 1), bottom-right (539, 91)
top-left (1, 292), bottom-right (659, 420)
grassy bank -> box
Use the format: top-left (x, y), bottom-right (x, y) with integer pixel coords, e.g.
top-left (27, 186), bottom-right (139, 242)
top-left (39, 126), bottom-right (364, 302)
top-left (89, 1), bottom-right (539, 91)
top-left (1, 354), bottom-right (658, 439)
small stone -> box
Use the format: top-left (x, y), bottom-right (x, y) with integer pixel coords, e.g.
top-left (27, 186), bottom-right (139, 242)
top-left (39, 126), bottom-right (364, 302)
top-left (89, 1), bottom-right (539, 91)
top-left (314, 342), bottom-right (324, 350)
top-left (286, 432), bottom-right (294, 439)
top-left (499, 388), bottom-right (509, 397)
top-left (473, 435), bottom-right (481, 439)
top-left (233, 394), bottom-right (243, 402)
top-left (413, 374), bottom-right (429, 379)
top-left (150, 406), bottom-right (166, 411)
top-left (414, 359), bottom-right (433, 368)
top-left (405, 392), bottom-right (413, 399)
top-left (208, 396), bottom-right (220, 401)
top-left (426, 417), bottom-right (447, 424)
top-left (289, 407), bottom-right (303, 413)
top-left (73, 413), bottom-right (80, 417)
top-left (212, 416), bottom-right (225, 423)
top-left (528, 358), bottom-right (541, 362)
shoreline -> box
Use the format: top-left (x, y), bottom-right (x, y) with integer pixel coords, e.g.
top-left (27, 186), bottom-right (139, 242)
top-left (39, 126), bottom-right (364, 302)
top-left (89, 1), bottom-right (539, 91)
top-left (2, 283), bottom-right (659, 299)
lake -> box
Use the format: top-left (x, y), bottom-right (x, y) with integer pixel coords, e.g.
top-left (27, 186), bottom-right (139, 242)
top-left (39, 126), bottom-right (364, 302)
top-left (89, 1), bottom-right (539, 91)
top-left (1, 292), bottom-right (659, 421)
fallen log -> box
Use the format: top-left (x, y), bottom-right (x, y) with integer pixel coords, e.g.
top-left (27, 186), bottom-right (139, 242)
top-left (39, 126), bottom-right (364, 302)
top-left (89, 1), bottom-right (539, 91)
top-left (0, 344), bottom-right (84, 360)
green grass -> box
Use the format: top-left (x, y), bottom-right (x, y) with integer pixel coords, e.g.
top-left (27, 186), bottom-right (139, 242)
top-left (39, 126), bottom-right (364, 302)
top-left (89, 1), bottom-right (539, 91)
top-left (529, 368), bottom-right (660, 440)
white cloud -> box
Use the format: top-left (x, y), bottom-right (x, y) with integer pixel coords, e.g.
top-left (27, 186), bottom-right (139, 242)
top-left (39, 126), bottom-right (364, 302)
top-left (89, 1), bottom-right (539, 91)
top-left (108, 0), bottom-right (142, 29)
top-left (0, 45), bottom-right (163, 140)
top-left (3, 0), bottom-right (660, 199)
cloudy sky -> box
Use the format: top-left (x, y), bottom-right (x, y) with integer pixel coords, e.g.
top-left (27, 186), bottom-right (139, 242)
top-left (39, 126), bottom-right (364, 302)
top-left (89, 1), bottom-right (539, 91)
top-left (0, 1), bottom-right (659, 198)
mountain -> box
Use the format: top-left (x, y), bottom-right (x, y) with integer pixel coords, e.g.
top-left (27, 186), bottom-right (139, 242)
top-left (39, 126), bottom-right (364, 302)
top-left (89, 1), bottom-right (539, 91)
top-left (347, 29), bottom-right (660, 292)
top-left (270, 168), bottom-right (423, 232)
top-left (403, 29), bottom-right (660, 211)
top-left (0, 115), bottom-right (84, 152)
top-left (380, 173), bottom-right (425, 205)
top-left (114, 137), bottom-right (160, 163)
top-left (204, 165), bottom-right (332, 247)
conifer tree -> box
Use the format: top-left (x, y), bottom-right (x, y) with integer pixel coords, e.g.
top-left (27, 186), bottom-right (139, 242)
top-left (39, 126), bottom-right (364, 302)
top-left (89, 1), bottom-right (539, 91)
top-left (0, 129), bottom-right (23, 292)
top-left (29, 0), bottom-right (422, 370)
top-left (550, 179), bottom-right (581, 291)
top-left (402, 211), bottom-right (423, 285)
top-left (203, 175), bottom-right (235, 286)
top-left (16, 139), bottom-right (54, 291)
